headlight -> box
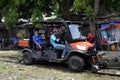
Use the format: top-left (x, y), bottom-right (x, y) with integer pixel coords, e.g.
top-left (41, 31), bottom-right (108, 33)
top-left (76, 45), bottom-right (87, 50)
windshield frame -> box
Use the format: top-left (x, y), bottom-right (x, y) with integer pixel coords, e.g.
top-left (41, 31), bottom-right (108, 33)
top-left (68, 24), bottom-right (86, 42)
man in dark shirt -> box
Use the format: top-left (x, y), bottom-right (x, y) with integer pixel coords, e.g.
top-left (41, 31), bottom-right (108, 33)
top-left (101, 36), bottom-right (108, 51)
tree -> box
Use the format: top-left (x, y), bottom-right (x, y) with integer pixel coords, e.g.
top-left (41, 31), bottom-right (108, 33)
top-left (73, 0), bottom-right (120, 33)
top-left (56, 0), bottom-right (75, 20)
top-left (0, 0), bottom-right (56, 30)
top-left (0, 0), bottom-right (9, 22)
top-left (1, 0), bottom-right (120, 30)
top-left (94, 0), bottom-right (101, 18)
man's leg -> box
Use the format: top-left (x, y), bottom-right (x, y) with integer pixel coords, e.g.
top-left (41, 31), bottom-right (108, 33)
top-left (55, 44), bottom-right (65, 50)
top-left (61, 50), bottom-right (66, 58)
top-left (55, 44), bottom-right (66, 58)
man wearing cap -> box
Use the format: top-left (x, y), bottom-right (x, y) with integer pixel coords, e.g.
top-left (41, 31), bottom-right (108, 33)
top-left (50, 29), bottom-right (66, 59)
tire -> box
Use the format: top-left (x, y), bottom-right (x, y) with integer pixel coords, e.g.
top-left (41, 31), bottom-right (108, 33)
top-left (23, 52), bottom-right (33, 65)
top-left (68, 56), bottom-right (85, 72)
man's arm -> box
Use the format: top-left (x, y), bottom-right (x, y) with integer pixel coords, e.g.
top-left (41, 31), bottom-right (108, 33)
top-left (51, 35), bottom-right (60, 43)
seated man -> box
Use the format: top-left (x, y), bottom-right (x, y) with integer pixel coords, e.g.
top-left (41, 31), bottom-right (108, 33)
top-left (50, 29), bottom-right (66, 59)
top-left (32, 30), bottom-right (44, 50)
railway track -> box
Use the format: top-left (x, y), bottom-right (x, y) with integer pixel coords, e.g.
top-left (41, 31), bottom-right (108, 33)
top-left (0, 54), bottom-right (120, 77)
top-left (94, 67), bottom-right (120, 77)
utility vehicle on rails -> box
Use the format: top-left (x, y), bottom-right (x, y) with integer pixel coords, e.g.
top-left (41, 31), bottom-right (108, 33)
top-left (22, 21), bottom-right (100, 72)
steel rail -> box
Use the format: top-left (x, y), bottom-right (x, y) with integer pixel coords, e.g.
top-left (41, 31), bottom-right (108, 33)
top-left (95, 67), bottom-right (120, 77)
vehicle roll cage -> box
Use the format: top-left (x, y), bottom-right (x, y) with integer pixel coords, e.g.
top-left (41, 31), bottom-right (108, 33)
top-left (34, 21), bottom-right (83, 43)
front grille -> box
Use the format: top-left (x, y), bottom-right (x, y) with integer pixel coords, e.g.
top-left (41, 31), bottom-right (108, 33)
top-left (88, 46), bottom-right (96, 51)
top-left (87, 47), bottom-right (98, 56)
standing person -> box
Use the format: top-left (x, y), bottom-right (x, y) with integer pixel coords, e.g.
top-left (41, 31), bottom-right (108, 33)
top-left (32, 30), bottom-right (44, 50)
top-left (94, 35), bottom-right (101, 50)
top-left (11, 36), bottom-right (18, 49)
top-left (101, 36), bottom-right (108, 51)
top-left (87, 32), bottom-right (94, 43)
top-left (50, 29), bottom-right (66, 60)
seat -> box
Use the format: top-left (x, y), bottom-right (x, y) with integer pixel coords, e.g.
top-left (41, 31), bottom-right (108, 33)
top-left (28, 36), bottom-right (34, 49)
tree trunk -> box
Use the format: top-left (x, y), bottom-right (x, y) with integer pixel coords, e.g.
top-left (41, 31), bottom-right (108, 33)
top-left (57, 0), bottom-right (75, 20)
top-left (91, 0), bottom-right (101, 35)
top-left (94, 0), bottom-right (101, 17)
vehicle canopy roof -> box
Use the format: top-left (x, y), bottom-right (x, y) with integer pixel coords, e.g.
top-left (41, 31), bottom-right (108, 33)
top-left (13, 21), bottom-right (83, 29)
top-left (35, 21), bottom-right (83, 27)
top-left (14, 22), bottom-right (33, 29)
top-left (35, 21), bottom-right (82, 23)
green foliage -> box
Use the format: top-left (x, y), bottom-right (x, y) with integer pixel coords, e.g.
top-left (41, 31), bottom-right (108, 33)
top-left (85, 5), bottom-right (94, 19)
top-left (0, 0), bottom-right (55, 30)
top-left (2, 0), bottom-right (19, 30)
top-left (73, 0), bottom-right (86, 14)
top-left (105, 0), bottom-right (120, 13)
top-left (73, 0), bottom-right (93, 18)
top-left (31, 9), bottom-right (43, 22)
top-left (1, 0), bottom-right (120, 29)
top-left (5, 9), bottom-right (19, 30)
top-left (34, 24), bottom-right (43, 29)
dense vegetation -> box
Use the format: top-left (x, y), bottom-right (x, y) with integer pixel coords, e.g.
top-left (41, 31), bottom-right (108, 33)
top-left (0, 0), bottom-right (120, 29)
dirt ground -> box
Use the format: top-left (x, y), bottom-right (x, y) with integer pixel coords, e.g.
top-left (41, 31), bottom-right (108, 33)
top-left (0, 50), bottom-right (120, 80)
